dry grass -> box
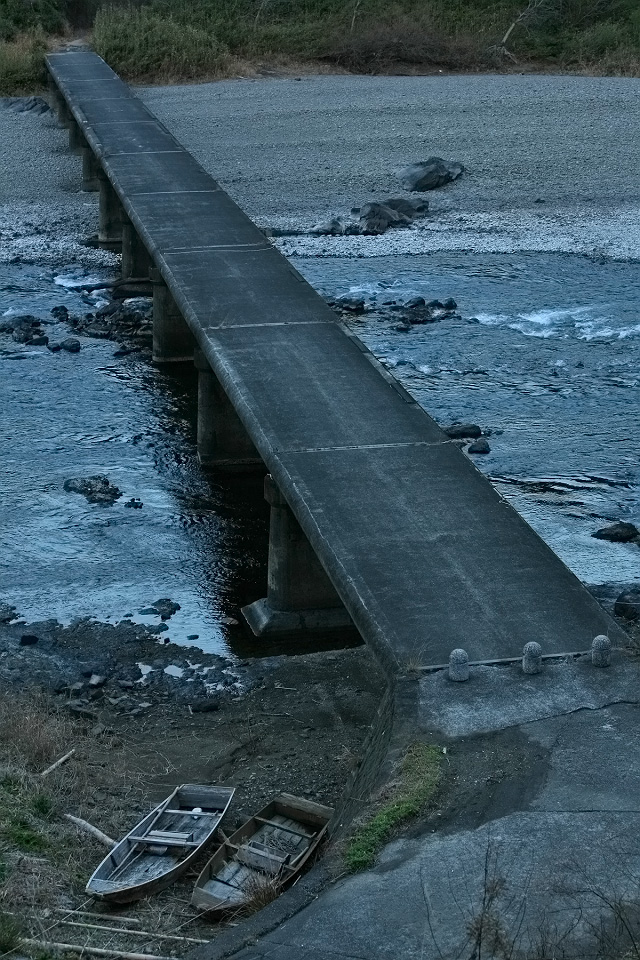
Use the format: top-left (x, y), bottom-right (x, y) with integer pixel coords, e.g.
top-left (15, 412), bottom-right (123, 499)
top-left (240, 871), bottom-right (281, 915)
top-left (0, 31), bottom-right (47, 95)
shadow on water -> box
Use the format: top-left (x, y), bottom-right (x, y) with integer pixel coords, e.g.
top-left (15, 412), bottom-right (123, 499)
top-left (0, 264), bottom-right (360, 659)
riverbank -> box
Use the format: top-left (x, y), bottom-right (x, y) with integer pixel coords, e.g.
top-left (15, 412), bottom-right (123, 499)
top-left (2, 0), bottom-right (640, 96)
top-left (0, 629), bottom-right (384, 947)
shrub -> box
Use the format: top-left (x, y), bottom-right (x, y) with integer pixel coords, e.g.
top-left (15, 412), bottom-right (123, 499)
top-left (571, 20), bottom-right (630, 59)
top-left (0, 30), bottom-right (47, 97)
top-left (93, 5), bottom-right (229, 80)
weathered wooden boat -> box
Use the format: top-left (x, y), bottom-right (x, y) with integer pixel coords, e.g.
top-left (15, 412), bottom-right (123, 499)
top-left (192, 793), bottom-right (333, 915)
top-left (86, 783), bottom-right (235, 904)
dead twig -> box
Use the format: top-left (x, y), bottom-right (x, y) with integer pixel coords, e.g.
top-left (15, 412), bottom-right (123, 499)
top-left (51, 919), bottom-right (208, 945)
top-left (41, 747), bottom-right (76, 777)
top-left (22, 941), bottom-right (173, 960)
top-left (64, 814), bottom-right (116, 849)
top-left (52, 909), bottom-right (141, 925)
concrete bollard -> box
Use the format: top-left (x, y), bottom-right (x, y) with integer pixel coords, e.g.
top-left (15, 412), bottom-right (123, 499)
top-left (592, 635), bottom-right (612, 668)
top-left (449, 648), bottom-right (469, 682)
top-left (522, 641), bottom-right (543, 674)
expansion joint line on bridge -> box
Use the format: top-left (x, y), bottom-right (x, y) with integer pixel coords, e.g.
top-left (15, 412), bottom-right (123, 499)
top-left (282, 440), bottom-right (456, 454)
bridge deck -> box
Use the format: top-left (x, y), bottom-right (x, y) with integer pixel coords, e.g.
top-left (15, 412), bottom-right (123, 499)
top-left (46, 51), bottom-right (623, 668)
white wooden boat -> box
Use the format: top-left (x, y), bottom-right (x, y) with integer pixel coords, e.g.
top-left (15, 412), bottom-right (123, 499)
top-left (86, 783), bottom-right (234, 904)
top-left (192, 793), bottom-right (333, 915)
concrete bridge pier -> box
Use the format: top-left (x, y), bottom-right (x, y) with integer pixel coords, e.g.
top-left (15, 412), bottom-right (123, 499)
top-left (81, 145), bottom-right (99, 192)
top-left (121, 217), bottom-right (152, 280)
top-left (68, 117), bottom-right (83, 154)
top-left (47, 82), bottom-right (67, 124)
top-left (151, 268), bottom-right (195, 364)
top-left (195, 349), bottom-right (263, 471)
top-left (97, 170), bottom-right (123, 250)
top-left (242, 474), bottom-right (355, 639)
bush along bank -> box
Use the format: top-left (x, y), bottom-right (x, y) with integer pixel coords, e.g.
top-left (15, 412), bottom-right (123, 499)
top-left (1, 0), bottom-right (640, 95)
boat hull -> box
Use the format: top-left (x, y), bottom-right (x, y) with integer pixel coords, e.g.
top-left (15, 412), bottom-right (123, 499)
top-left (192, 793), bottom-right (333, 916)
top-left (87, 783), bottom-right (234, 904)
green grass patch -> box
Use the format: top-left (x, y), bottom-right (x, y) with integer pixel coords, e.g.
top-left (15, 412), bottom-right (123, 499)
top-left (4, 818), bottom-right (47, 853)
top-left (344, 742), bottom-right (442, 872)
top-left (31, 791), bottom-right (55, 820)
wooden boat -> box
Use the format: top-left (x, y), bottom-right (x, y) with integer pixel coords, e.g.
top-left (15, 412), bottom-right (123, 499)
top-left (86, 783), bottom-right (234, 904)
top-left (192, 793), bottom-right (333, 915)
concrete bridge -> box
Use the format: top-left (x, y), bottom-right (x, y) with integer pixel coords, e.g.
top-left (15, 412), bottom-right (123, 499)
top-left (45, 51), bottom-right (624, 674)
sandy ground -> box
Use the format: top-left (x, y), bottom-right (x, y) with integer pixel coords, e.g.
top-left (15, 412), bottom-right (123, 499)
top-left (139, 73), bottom-right (640, 259)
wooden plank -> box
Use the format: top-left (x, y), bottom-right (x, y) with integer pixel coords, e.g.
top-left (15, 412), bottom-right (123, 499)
top-left (148, 831), bottom-right (193, 842)
top-left (237, 844), bottom-right (287, 876)
top-left (218, 860), bottom-right (243, 883)
top-left (128, 836), bottom-right (200, 847)
top-left (201, 878), bottom-right (245, 904)
top-left (178, 785), bottom-right (233, 808)
top-left (274, 796), bottom-right (333, 829)
top-left (254, 816), bottom-right (314, 840)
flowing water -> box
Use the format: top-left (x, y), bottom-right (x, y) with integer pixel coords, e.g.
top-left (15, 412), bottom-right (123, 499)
top-left (0, 263), bottom-right (269, 655)
top-left (2, 249), bottom-right (638, 658)
top-left (295, 250), bottom-right (640, 593)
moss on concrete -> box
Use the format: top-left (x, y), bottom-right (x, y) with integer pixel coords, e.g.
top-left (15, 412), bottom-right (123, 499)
top-left (344, 741), bottom-right (442, 872)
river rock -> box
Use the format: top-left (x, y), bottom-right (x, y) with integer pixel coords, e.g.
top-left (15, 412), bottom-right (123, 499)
top-left (8, 95), bottom-right (50, 115)
top-left (405, 296), bottom-right (426, 309)
top-left (443, 297), bottom-right (458, 310)
top-left (358, 201), bottom-right (412, 235)
top-left (614, 588), bottom-right (640, 621)
top-left (592, 521), bottom-right (639, 543)
top-left (26, 335), bottom-right (49, 346)
top-left (63, 476), bottom-right (122, 505)
top-left (0, 603), bottom-right (17, 623)
top-left (444, 423), bottom-right (482, 440)
top-left (312, 218), bottom-right (345, 236)
top-left (47, 342), bottom-right (62, 352)
top-left (399, 158), bottom-right (465, 191)
top-left (10, 316), bottom-right (40, 342)
top-left (385, 197), bottom-right (429, 218)
top-left (336, 296), bottom-right (365, 313)
top-left (152, 598), bottom-right (181, 620)
top-left (468, 437), bottom-right (491, 454)
top-left (190, 698), bottom-right (220, 713)
top-left (61, 337), bottom-right (81, 353)
top-left (51, 305), bottom-right (69, 321)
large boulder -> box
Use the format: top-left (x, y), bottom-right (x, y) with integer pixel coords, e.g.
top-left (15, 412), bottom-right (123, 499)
top-left (358, 202), bottom-right (411, 235)
top-left (399, 158), bottom-right (465, 192)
